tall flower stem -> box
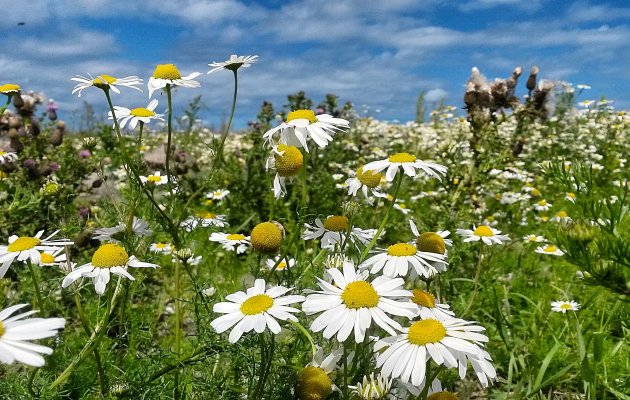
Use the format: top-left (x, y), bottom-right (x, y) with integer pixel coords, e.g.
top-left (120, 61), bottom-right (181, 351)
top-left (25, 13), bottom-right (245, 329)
top-left (173, 257), bottom-right (183, 399)
top-left (463, 245), bottom-right (485, 316)
top-left (103, 89), bottom-right (122, 140)
top-left (300, 152), bottom-right (308, 209)
top-left (359, 173), bottom-right (403, 262)
top-left (213, 70), bottom-right (238, 168)
top-left (26, 261), bottom-right (43, 311)
top-left (138, 121), bottom-right (144, 149)
top-left (165, 85), bottom-right (175, 200)
top-left (74, 292), bottom-right (107, 395)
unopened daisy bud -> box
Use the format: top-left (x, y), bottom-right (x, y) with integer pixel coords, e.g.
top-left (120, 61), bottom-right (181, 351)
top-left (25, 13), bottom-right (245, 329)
top-left (416, 232), bottom-right (446, 255)
top-left (296, 365), bottom-right (333, 400)
top-left (355, 373), bottom-right (391, 399)
top-left (251, 221), bottom-right (284, 253)
top-left (41, 180), bottom-right (60, 196)
top-left (274, 144), bottom-right (303, 177)
top-left (342, 201), bottom-right (361, 219)
top-left (565, 222), bottom-right (596, 244)
top-left (175, 247), bottom-right (193, 261)
top-left (109, 382), bottom-right (131, 396)
top-left (526, 65), bottom-right (539, 92)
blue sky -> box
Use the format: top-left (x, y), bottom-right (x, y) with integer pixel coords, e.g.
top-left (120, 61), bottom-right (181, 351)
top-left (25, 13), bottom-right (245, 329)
top-left (1, 0), bottom-right (629, 129)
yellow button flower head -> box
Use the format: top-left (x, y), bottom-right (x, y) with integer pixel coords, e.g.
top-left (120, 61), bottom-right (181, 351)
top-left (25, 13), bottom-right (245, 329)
top-left (71, 74), bottom-right (143, 97)
top-left (147, 63), bottom-right (201, 98)
top-left (251, 221), bottom-right (284, 254)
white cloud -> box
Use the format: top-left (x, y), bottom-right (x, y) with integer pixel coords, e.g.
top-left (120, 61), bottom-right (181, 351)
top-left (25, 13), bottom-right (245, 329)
top-left (425, 88), bottom-right (448, 102)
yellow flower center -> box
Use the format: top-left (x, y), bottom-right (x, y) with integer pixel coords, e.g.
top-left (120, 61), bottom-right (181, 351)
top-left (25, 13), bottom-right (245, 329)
top-left (0, 151), bottom-right (6, 156)
top-left (323, 215), bottom-right (348, 232)
top-left (0, 84), bottom-right (21, 93)
top-left (356, 166), bottom-right (382, 188)
top-left (407, 319), bottom-right (447, 345)
top-left (341, 281), bottom-right (379, 309)
top-left (196, 212), bottom-right (217, 219)
top-left (40, 253), bottom-right (56, 264)
top-left (274, 144), bottom-right (303, 177)
top-left (7, 237), bottom-right (41, 252)
top-left (296, 366), bottom-right (333, 400)
top-left (226, 234), bottom-right (246, 241)
top-left (416, 232), bottom-right (446, 254)
top-left (43, 182), bottom-right (59, 195)
top-left (473, 226), bottom-right (494, 237)
top-left (544, 245), bottom-right (558, 253)
top-left (387, 243), bottom-right (417, 257)
top-left (388, 152), bottom-right (416, 163)
top-left (251, 222), bottom-right (284, 253)
top-left (531, 188), bottom-right (542, 197)
top-left (537, 200), bottom-right (547, 206)
top-left (427, 392), bottom-right (459, 400)
top-left (287, 109), bottom-right (317, 124)
top-left (147, 175), bottom-right (162, 183)
top-left (411, 290), bottom-right (436, 308)
top-left (560, 303), bottom-right (572, 310)
top-left (152, 64), bottom-right (182, 80)
top-left (277, 261), bottom-right (287, 270)
top-left (91, 243), bottom-right (129, 268)
top-left (91, 74), bottom-right (117, 88)
top-left (155, 243), bottom-right (167, 249)
top-left (240, 294), bottom-right (273, 315)
top-left (130, 108), bottom-right (156, 117)
top-left (567, 192), bottom-right (576, 199)
top-left (556, 211), bottom-right (568, 218)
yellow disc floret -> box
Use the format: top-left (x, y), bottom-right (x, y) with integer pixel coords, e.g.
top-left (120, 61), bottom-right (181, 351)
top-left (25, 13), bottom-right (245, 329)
top-left (0, 84), bottom-right (20, 94)
top-left (240, 294), bottom-right (273, 315)
top-left (427, 392), bottom-right (459, 400)
top-left (411, 290), bottom-right (436, 308)
top-left (341, 281), bottom-right (379, 309)
top-left (274, 144), bottom-right (303, 177)
top-left (388, 152), bottom-right (416, 163)
top-left (226, 234), bottom-right (246, 241)
top-left (555, 211), bottom-right (568, 219)
top-left (251, 222), bottom-right (284, 254)
top-left (287, 109), bottom-right (317, 124)
top-left (387, 243), bottom-right (417, 257)
top-left (40, 253), bottom-right (56, 264)
top-left (152, 64), bottom-right (182, 80)
top-left (416, 232), bottom-right (446, 254)
top-left (544, 245), bottom-right (558, 253)
top-left (0, 321), bottom-right (4, 337)
top-left (147, 175), bottom-right (162, 183)
top-left (560, 303), bottom-right (572, 310)
top-left (296, 366), bottom-right (333, 400)
top-left (323, 215), bottom-right (348, 232)
top-left (91, 243), bottom-right (129, 268)
top-left (7, 237), bottom-right (41, 252)
top-left (407, 319), bottom-right (447, 345)
top-left (356, 166), bottom-right (382, 188)
top-left (91, 75), bottom-right (117, 89)
top-left (473, 225), bottom-right (494, 237)
top-left (130, 108), bottom-right (156, 117)
top-left (196, 212), bottom-right (217, 219)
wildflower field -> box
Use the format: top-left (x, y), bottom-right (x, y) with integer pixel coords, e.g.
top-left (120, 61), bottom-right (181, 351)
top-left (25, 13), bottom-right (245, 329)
top-left (0, 58), bottom-right (628, 400)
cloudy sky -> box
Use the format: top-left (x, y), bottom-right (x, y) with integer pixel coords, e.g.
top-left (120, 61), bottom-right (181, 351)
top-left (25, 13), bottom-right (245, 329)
top-left (2, 0), bottom-right (629, 129)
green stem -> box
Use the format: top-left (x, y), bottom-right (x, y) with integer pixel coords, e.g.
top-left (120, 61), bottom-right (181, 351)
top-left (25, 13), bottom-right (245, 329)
top-left (288, 320), bottom-right (317, 356)
top-left (252, 334), bottom-right (275, 400)
top-left (138, 121), bottom-right (144, 149)
top-left (27, 261), bottom-right (44, 311)
top-left (103, 89), bottom-right (122, 140)
top-left (0, 95), bottom-right (11, 116)
top-left (27, 368), bottom-right (38, 398)
top-left (343, 344), bottom-right (349, 400)
top-left (213, 70), bottom-right (238, 168)
top-left (165, 85), bottom-right (175, 201)
top-left (300, 152), bottom-right (308, 209)
top-left (264, 225), bottom-right (302, 281)
top-left (462, 245), bottom-right (485, 316)
top-left (173, 258), bottom-right (183, 399)
top-left (74, 292), bottom-right (107, 395)
top-left (359, 173), bottom-right (403, 262)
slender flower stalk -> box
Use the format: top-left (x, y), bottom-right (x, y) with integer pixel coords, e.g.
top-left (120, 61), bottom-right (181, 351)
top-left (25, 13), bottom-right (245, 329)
top-left (213, 70), bottom-right (238, 168)
top-left (26, 261), bottom-right (44, 311)
top-left (165, 85), bottom-right (175, 200)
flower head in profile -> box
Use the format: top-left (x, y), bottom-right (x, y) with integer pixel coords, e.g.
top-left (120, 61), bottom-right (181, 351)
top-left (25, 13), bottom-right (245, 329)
top-left (93, 217), bottom-right (152, 243)
top-left (0, 84), bottom-right (21, 96)
top-left (411, 290), bottom-right (456, 321)
top-left (210, 278), bottom-right (304, 343)
top-left (352, 373), bottom-right (392, 399)
top-left (39, 248), bottom-right (69, 268)
top-left (208, 54), bottom-right (258, 74)
top-left (456, 225), bottom-right (510, 245)
top-left (263, 109), bottom-right (349, 152)
top-left (523, 234), bottom-right (546, 243)
top-left (149, 242), bottom-right (172, 254)
top-left (265, 256), bottom-right (295, 272)
top-left (346, 166), bottom-right (387, 201)
top-left (109, 99), bottom-right (164, 130)
top-left (181, 212), bottom-right (228, 231)
top-left (551, 300), bottom-right (580, 313)
top-left (0, 304), bottom-right (66, 367)
top-left (363, 153), bottom-right (447, 182)
top-left (62, 243), bottom-right (158, 295)
top-left (266, 144), bottom-right (303, 198)
top-left (303, 215), bottom-right (376, 250)
top-left (535, 244), bottom-right (564, 256)
top-left (206, 189), bottom-right (230, 201)
top-left (361, 242), bottom-right (447, 279)
top-left (296, 348), bottom-right (343, 400)
top-left (209, 232), bottom-right (250, 254)
top-left (147, 64), bottom-right (200, 98)
top-left (71, 74), bottom-right (142, 97)
top-left (302, 261), bottom-right (417, 343)
top-left (0, 230), bottom-right (73, 278)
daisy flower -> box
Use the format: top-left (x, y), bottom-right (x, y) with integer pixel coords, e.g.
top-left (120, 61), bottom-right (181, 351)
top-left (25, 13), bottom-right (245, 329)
top-left (0, 304), bottom-right (66, 367)
top-left (62, 243), bottom-right (158, 295)
top-left (374, 317), bottom-right (496, 387)
top-left (352, 373), bottom-right (392, 399)
top-left (565, 192), bottom-right (577, 203)
top-left (149, 242), bottom-right (172, 254)
top-left (0, 83), bottom-right (21, 96)
top-left (551, 300), bottom-right (580, 313)
top-left (411, 290), bottom-right (456, 321)
top-left (93, 217), bottom-right (152, 243)
top-left (302, 261), bottom-right (417, 343)
top-left (147, 64), bottom-right (201, 98)
top-left (296, 348), bottom-right (343, 400)
top-left (552, 210), bottom-right (571, 223)
top-left (209, 232), bottom-right (250, 254)
top-left (345, 166), bottom-right (387, 200)
top-left (39, 248), bottom-right (68, 267)
top-left (265, 256), bottom-right (295, 272)
top-left (210, 278), bottom-right (304, 343)
top-left (208, 54), bottom-right (258, 74)
top-left (0, 230), bottom-right (73, 278)
top-left (456, 225), bottom-right (510, 246)
top-left (109, 99), bottom-right (164, 130)
top-left (360, 242), bottom-right (447, 279)
top-left (139, 170), bottom-right (168, 186)
top-left (522, 234), bottom-right (546, 243)
top-left (409, 221), bottom-right (452, 252)
top-left (206, 189), bottom-right (230, 201)
top-left (181, 212), bottom-right (229, 231)
top-left (71, 74), bottom-right (142, 97)
top-left (303, 216), bottom-right (376, 250)
top-left (535, 245), bottom-right (564, 256)
top-left (362, 153), bottom-right (447, 182)
top-left (534, 199), bottom-right (552, 212)
top-left (0, 150), bottom-right (18, 164)
top-left (262, 109), bottom-right (349, 152)
top-left (266, 144), bottom-right (303, 198)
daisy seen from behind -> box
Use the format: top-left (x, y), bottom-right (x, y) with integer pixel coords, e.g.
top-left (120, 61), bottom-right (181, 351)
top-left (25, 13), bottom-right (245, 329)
top-left (71, 74), bottom-right (142, 97)
top-left (551, 300), bottom-right (580, 313)
top-left (302, 261), bottom-right (417, 343)
top-left (456, 225), bottom-right (510, 245)
top-left (0, 304), bottom-right (66, 367)
top-left (363, 153), bottom-right (447, 182)
top-left (148, 63), bottom-right (201, 98)
top-left (109, 99), bottom-right (164, 130)
top-left (0, 230), bottom-right (73, 278)
top-left (62, 243), bottom-right (158, 295)
top-left (208, 54), bottom-right (258, 74)
top-left (210, 278), bottom-right (304, 343)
